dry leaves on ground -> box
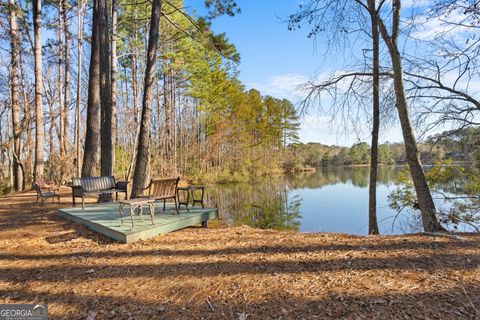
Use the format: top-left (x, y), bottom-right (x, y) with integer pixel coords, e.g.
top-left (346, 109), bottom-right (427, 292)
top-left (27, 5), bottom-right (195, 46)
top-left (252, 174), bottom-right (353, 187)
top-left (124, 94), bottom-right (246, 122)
top-left (0, 190), bottom-right (479, 319)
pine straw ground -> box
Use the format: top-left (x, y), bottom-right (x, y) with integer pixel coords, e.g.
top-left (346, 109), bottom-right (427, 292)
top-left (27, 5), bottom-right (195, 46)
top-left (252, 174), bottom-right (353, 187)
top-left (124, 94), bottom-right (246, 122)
top-left (0, 190), bottom-right (479, 320)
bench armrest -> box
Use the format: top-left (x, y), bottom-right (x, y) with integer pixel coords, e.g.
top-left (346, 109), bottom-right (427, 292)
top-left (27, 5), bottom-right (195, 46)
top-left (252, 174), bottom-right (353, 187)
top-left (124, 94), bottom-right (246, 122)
top-left (141, 179), bottom-right (152, 191)
top-left (116, 181), bottom-right (129, 192)
top-left (71, 185), bottom-right (84, 197)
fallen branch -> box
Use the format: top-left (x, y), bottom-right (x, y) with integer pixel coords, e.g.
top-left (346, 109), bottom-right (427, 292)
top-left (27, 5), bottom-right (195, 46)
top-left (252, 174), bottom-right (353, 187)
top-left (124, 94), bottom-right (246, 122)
top-left (421, 232), bottom-right (469, 242)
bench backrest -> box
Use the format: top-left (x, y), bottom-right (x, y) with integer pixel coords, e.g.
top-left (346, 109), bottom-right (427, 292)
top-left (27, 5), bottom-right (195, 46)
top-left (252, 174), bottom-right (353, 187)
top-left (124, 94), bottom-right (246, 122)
top-left (32, 183), bottom-right (43, 195)
top-left (72, 176), bottom-right (116, 192)
top-left (148, 177), bottom-right (179, 199)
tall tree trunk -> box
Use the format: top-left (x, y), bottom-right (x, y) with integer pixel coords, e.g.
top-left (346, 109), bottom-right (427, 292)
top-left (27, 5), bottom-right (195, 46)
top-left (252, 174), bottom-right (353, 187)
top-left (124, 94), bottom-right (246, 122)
top-left (99, 0), bottom-right (113, 201)
top-left (7, 111), bottom-right (14, 188)
top-left (33, 0), bottom-right (45, 182)
top-left (131, 49), bottom-right (139, 129)
top-left (75, 0), bottom-right (84, 177)
top-left (131, 0), bottom-right (162, 198)
top-left (368, 0), bottom-right (380, 235)
top-left (377, 0), bottom-right (445, 232)
top-left (111, 0), bottom-right (118, 154)
top-left (58, 0), bottom-right (64, 159)
top-left (63, 0), bottom-right (71, 158)
top-left (9, 0), bottom-right (24, 191)
top-left (82, 0), bottom-right (101, 177)
top-left (163, 72), bottom-right (171, 169)
top-left (20, 49), bottom-right (33, 185)
top-left (48, 99), bottom-right (55, 160)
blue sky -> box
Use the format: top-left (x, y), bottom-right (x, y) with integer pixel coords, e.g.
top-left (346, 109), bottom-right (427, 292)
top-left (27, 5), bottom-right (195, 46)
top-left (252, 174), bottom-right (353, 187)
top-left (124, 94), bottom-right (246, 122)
top-left (184, 0), bottom-right (404, 146)
top-left (183, 1), bottom-right (478, 146)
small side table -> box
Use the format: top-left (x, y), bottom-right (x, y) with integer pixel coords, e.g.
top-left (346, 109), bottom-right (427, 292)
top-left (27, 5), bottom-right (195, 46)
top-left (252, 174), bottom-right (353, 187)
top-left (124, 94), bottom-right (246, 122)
top-left (118, 198), bottom-right (155, 229)
top-left (177, 185), bottom-right (205, 211)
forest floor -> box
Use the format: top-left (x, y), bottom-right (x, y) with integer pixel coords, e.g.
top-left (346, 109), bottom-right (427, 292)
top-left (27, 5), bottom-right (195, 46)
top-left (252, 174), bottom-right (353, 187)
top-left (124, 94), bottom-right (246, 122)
top-left (0, 189), bottom-right (479, 320)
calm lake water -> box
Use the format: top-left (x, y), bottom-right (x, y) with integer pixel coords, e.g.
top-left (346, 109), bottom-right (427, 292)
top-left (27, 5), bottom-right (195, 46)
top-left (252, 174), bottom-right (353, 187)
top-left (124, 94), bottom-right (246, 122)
top-left (205, 166), bottom-right (467, 235)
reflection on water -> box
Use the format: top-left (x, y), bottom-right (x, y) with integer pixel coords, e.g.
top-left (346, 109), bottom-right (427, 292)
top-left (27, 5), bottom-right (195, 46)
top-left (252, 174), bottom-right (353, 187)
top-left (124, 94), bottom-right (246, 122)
top-left (207, 166), bottom-right (420, 235)
top-left (206, 177), bottom-right (303, 231)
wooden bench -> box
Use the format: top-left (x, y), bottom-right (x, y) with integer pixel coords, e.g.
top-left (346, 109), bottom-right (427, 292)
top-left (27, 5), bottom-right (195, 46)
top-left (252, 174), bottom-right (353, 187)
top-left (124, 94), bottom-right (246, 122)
top-left (71, 176), bottom-right (128, 209)
top-left (141, 177), bottom-right (180, 214)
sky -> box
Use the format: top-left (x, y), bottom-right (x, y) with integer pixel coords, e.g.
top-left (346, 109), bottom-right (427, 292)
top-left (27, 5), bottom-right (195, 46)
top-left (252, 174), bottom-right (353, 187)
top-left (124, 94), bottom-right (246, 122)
top-left (182, 1), bottom-right (478, 147)
top-left (184, 0), bottom-right (398, 146)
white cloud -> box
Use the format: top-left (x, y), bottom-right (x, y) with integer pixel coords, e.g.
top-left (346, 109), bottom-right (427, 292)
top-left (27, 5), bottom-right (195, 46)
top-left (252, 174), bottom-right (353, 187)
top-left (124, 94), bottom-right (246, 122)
top-left (409, 11), bottom-right (471, 41)
top-left (246, 73), bottom-right (309, 102)
top-left (246, 73), bottom-right (409, 146)
top-left (401, 0), bottom-right (433, 9)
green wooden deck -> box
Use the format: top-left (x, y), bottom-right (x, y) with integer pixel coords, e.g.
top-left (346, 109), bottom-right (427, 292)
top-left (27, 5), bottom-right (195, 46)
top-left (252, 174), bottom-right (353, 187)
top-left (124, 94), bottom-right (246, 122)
top-left (58, 202), bottom-right (218, 243)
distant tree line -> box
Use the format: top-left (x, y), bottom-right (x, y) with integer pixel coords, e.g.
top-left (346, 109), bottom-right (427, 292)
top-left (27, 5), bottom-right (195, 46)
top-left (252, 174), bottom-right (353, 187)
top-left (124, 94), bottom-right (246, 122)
top-left (287, 127), bottom-right (480, 168)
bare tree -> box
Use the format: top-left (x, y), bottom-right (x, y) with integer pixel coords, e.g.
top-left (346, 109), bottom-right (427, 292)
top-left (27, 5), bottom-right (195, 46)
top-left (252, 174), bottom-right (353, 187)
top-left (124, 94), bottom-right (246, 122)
top-left (63, 0), bottom-right (71, 159)
top-left (33, 0), bottom-right (45, 182)
top-left (131, 0), bottom-right (163, 198)
top-left (19, 48), bottom-right (33, 184)
top-left (111, 0), bottom-right (118, 153)
top-left (367, 0), bottom-right (380, 235)
top-left (290, 0), bottom-right (381, 234)
top-left (75, 0), bottom-right (85, 177)
top-left (82, 0), bottom-right (101, 177)
top-left (374, 0), bottom-right (445, 232)
top-left (58, 0), bottom-right (64, 160)
top-left (9, 0), bottom-right (24, 191)
top-left (290, 0), bottom-right (445, 232)
top-left (99, 0), bottom-right (113, 200)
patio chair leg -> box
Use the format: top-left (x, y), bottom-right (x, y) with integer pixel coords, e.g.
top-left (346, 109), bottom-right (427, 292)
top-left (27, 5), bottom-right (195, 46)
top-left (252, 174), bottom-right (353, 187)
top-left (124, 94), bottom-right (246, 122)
top-left (82, 196), bottom-right (85, 210)
top-left (174, 197), bottom-right (179, 214)
top-left (129, 206), bottom-right (135, 229)
top-left (149, 203), bottom-right (155, 225)
top-left (72, 195), bottom-right (76, 207)
top-left (119, 203), bottom-right (124, 226)
top-left (163, 199), bottom-right (166, 211)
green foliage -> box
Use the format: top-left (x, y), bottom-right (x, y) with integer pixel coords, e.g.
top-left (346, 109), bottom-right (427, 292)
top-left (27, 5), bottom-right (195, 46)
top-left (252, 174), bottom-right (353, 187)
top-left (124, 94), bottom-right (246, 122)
top-left (0, 182), bottom-right (11, 196)
top-left (388, 169), bottom-right (417, 211)
top-left (204, 0), bottom-right (240, 18)
top-left (321, 152), bottom-right (332, 166)
top-left (111, 0), bottom-right (300, 183)
top-left (240, 194), bottom-right (302, 231)
top-left (114, 145), bottom-right (131, 180)
top-left (349, 142), bottom-right (370, 165)
top-left (388, 162), bottom-right (480, 232)
top-left (288, 141), bottom-right (372, 167)
top-left (378, 143), bottom-right (395, 165)
top-left (287, 142), bottom-right (344, 167)
top-left (288, 127), bottom-right (480, 169)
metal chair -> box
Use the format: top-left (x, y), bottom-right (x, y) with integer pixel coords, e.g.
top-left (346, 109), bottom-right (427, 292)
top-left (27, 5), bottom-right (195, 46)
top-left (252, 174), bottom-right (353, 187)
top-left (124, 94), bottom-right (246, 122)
top-left (33, 183), bottom-right (60, 205)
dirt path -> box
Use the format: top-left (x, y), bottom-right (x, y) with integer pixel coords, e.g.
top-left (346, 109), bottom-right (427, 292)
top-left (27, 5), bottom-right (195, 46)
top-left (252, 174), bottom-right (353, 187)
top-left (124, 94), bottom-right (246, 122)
top-left (0, 190), bottom-right (479, 319)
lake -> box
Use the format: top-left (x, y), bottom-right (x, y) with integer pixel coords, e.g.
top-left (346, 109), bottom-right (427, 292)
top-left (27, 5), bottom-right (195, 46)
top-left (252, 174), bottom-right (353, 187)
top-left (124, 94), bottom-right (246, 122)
top-left (205, 166), bottom-right (469, 235)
